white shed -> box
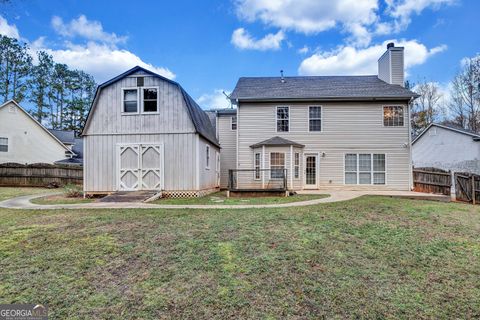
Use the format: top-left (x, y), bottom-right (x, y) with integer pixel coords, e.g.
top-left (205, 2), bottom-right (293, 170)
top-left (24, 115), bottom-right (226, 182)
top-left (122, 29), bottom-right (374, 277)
top-left (82, 66), bottom-right (220, 197)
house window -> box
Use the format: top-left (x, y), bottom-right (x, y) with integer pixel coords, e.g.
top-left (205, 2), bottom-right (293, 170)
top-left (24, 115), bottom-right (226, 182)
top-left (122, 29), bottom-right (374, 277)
top-left (345, 153), bottom-right (386, 185)
top-left (309, 106), bottom-right (322, 132)
top-left (123, 89), bottom-right (138, 113)
top-left (276, 107), bottom-right (289, 132)
top-left (143, 88), bottom-right (158, 112)
top-left (270, 152), bottom-right (285, 179)
top-left (0, 137), bottom-right (8, 152)
top-left (383, 106), bottom-right (404, 126)
top-left (254, 152), bottom-right (261, 180)
top-left (231, 116), bottom-right (237, 130)
top-left (206, 145), bottom-right (210, 169)
top-left (294, 153), bottom-right (300, 179)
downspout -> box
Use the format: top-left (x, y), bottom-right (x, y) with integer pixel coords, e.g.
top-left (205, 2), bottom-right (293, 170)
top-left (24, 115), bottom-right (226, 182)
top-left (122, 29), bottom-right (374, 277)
top-left (408, 97), bottom-right (414, 190)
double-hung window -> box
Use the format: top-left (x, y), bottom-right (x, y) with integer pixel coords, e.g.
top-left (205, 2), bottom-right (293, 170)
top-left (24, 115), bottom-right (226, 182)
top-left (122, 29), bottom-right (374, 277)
top-left (231, 116), bottom-right (237, 130)
top-left (143, 88), bottom-right (158, 113)
top-left (309, 106), bottom-right (322, 132)
top-left (294, 153), bottom-right (300, 179)
top-left (383, 106), bottom-right (404, 126)
top-left (0, 137), bottom-right (8, 152)
top-left (345, 153), bottom-right (386, 185)
top-left (270, 152), bottom-right (285, 179)
top-left (276, 107), bottom-right (289, 132)
top-left (254, 152), bottom-right (261, 180)
top-left (123, 89), bottom-right (138, 113)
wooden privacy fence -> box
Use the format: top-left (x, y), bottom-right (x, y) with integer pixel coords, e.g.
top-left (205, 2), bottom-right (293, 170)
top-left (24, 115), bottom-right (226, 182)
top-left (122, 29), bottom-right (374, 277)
top-left (413, 167), bottom-right (452, 195)
top-left (0, 163), bottom-right (83, 187)
top-left (454, 172), bottom-right (480, 204)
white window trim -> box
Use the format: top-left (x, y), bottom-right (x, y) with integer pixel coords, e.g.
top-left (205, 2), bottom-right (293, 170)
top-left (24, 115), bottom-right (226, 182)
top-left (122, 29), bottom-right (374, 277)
top-left (343, 153), bottom-right (387, 185)
top-left (308, 106), bottom-right (323, 132)
top-left (294, 152), bottom-right (300, 179)
top-left (382, 105), bottom-right (406, 127)
top-left (0, 136), bottom-right (9, 153)
top-left (254, 152), bottom-right (261, 180)
top-left (275, 106), bottom-right (290, 132)
top-left (269, 152), bottom-right (286, 180)
top-left (206, 145), bottom-right (210, 170)
top-left (231, 115), bottom-right (237, 131)
top-left (121, 88), bottom-right (140, 115)
top-left (141, 86), bottom-right (160, 114)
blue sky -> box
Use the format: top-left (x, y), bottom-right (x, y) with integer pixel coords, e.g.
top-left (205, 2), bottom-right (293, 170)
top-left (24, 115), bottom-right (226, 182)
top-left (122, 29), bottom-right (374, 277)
top-left (1, 0), bottom-right (479, 109)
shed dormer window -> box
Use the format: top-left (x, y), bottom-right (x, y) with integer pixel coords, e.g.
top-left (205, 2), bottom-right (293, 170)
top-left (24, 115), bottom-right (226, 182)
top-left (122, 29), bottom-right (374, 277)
top-left (143, 88), bottom-right (158, 112)
top-left (123, 89), bottom-right (138, 113)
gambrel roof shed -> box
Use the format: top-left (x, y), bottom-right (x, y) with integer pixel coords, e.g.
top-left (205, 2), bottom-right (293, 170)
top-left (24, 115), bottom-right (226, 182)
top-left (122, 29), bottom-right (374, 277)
top-left (82, 66), bottom-right (219, 147)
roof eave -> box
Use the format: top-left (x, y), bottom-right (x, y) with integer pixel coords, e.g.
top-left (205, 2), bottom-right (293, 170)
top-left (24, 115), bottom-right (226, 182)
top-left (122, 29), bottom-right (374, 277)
top-left (235, 96), bottom-right (417, 103)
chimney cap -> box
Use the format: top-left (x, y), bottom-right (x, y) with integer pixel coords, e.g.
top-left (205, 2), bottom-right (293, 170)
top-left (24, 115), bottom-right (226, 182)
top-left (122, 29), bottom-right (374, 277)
top-left (387, 42), bottom-right (395, 49)
top-left (280, 70), bottom-right (285, 83)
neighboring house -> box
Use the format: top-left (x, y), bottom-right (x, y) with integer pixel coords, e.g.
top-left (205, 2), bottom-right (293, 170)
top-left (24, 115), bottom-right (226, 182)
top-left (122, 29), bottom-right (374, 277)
top-left (214, 108), bottom-right (237, 189)
top-left (0, 100), bottom-right (72, 164)
top-left (412, 123), bottom-right (480, 174)
top-left (227, 43), bottom-right (418, 191)
top-left (82, 66), bottom-right (220, 196)
top-left (55, 138), bottom-right (84, 166)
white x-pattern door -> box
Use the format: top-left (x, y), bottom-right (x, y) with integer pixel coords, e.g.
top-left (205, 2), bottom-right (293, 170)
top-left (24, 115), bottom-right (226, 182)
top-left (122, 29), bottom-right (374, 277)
top-left (117, 143), bottom-right (164, 191)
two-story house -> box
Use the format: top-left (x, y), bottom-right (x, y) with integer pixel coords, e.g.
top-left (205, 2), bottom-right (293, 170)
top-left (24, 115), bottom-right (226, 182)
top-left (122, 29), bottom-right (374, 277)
top-left (225, 43), bottom-right (417, 191)
top-left (82, 66), bottom-right (220, 197)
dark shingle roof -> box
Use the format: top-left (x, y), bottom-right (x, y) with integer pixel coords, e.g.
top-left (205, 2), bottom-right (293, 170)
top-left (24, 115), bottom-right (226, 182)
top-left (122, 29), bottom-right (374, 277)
top-left (48, 129), bottom-right (75, 145)
top-left (230, 75), bottom-right (418, 101)
top-left (82, 66), bottom-right (219, 147)
top-left (250, 136), bottom-right (305, 148)
top-left (215, 108), bottom-right (237, 115)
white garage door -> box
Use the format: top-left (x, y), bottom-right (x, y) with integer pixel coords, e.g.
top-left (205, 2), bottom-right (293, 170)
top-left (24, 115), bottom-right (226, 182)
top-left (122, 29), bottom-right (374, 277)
top-left (117, 144), bottom-right (164, 191)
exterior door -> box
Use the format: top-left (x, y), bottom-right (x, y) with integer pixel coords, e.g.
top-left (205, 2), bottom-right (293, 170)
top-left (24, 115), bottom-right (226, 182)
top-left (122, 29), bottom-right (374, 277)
top-left (304, 154), bottom-right (318, 189)
top-left (118, 144), bottom-right (163, 191)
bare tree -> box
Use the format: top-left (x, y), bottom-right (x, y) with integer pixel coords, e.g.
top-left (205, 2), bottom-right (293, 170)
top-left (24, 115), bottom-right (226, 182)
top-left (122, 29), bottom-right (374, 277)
top-left (411, 80), bottom-right (443, 135)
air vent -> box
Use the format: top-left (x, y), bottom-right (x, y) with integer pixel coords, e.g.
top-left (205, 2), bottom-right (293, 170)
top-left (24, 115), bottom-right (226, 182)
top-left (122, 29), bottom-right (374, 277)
top-left (137, 77), bottom-right (144, 87)
top-left (8, 106), bottom-right (16, 113)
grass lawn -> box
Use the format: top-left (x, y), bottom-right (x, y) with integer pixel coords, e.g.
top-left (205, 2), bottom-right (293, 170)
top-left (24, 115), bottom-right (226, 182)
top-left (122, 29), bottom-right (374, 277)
top-left (30, 194), bottom-right (94, 205)
top-left (1, 196), bottom-right (479, 319)
top-left (0, 187), bottom-right (52, 202)
top-left (154, 191), bottom-right (328, 205)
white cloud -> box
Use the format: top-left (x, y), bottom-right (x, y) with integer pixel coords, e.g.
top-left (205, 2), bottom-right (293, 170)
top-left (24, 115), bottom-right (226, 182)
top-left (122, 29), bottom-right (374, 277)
top-left (231, 28), bottom-right (285, 51)
top-left (197, 89), bottom-right (231, 109)
top-left (298, 40), bottom-right (447, 76)
top-left (0, 15), bottom-right (20, 39)
top-left (386, 0), bottom-right (456, 30)
top-left (234, 0), bottom-right (456, 47)
top-left (298, 45), bottom-right (309, 54)
top-left (51, 15), bottom-right (127, 45)
top-left (31, 41), bottom-right (175, 83)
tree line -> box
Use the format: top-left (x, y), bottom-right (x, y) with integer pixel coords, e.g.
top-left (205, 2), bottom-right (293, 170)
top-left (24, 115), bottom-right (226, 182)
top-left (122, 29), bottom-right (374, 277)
top-left (0, 35), bottom-right (96, 134)
top-left (410, 55), bottom-right (480, 136)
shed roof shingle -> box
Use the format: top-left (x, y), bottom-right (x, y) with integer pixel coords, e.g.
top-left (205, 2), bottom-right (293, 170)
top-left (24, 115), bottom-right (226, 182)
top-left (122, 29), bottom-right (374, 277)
top-left (230, 75), bottom-right (418, 101)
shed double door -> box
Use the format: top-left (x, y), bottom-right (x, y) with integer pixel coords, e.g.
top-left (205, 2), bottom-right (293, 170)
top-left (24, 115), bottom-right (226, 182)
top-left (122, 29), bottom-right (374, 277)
top-left (117, 144), bottom-right (164, 191)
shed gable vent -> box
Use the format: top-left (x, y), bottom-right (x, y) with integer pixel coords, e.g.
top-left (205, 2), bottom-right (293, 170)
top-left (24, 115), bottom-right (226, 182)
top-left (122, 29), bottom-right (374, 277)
top-left (137, 77), bottom-right (144, 87)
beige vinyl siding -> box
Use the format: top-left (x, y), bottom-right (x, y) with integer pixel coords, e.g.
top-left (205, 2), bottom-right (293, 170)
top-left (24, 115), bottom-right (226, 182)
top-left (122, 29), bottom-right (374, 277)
top-left (217, 115), bottom-right (237, 188)
top-left (0, 101), bottom-right (67, 164)
top-left (378, 51), bottom-right (391, 84)
top-left (198, 136), bottom-right (220, 190)
top-left (237, 102), bottom-right (411, 190)
top-left (390, 49), bottom-right (404, 86)
top-left (84, 133), bottom-right (198, 192)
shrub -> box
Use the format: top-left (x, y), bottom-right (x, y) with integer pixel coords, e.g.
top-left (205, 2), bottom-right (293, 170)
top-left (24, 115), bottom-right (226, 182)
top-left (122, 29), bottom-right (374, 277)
top-left (63, 184), bottom-right (83, 198)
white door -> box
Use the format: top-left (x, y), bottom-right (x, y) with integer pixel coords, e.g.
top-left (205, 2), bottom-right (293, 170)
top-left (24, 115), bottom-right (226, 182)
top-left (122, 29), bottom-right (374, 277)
top-left (118, 144), bottom-right (163, 191)
top-left (304, 154), bottom-right (318, 189)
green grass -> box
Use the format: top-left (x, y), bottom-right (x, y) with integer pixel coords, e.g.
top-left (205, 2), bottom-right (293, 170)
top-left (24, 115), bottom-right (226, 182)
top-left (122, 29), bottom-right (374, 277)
top-left (0, 187), bottom-right (52, 202)
top-left (1, 197), bottom-right (480, 319)
top-left (154, 191), bottom-right (328, 205)
top-left (30, 194), bottom-right (94, 205)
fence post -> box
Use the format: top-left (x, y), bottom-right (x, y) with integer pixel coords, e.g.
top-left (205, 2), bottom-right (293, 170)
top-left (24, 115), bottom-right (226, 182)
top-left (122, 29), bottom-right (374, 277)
top-left (472, 175), bottom-right (476, 205)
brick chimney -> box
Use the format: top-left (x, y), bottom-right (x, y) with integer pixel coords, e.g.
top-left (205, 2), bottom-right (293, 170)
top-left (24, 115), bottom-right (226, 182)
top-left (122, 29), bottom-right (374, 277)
top-left (378, 42), bottom-right (405, 87)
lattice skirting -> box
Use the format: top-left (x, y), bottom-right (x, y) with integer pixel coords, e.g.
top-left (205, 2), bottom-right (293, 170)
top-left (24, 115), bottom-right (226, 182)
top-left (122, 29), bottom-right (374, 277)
top-left (161, 188), bottom-right (219, 198)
